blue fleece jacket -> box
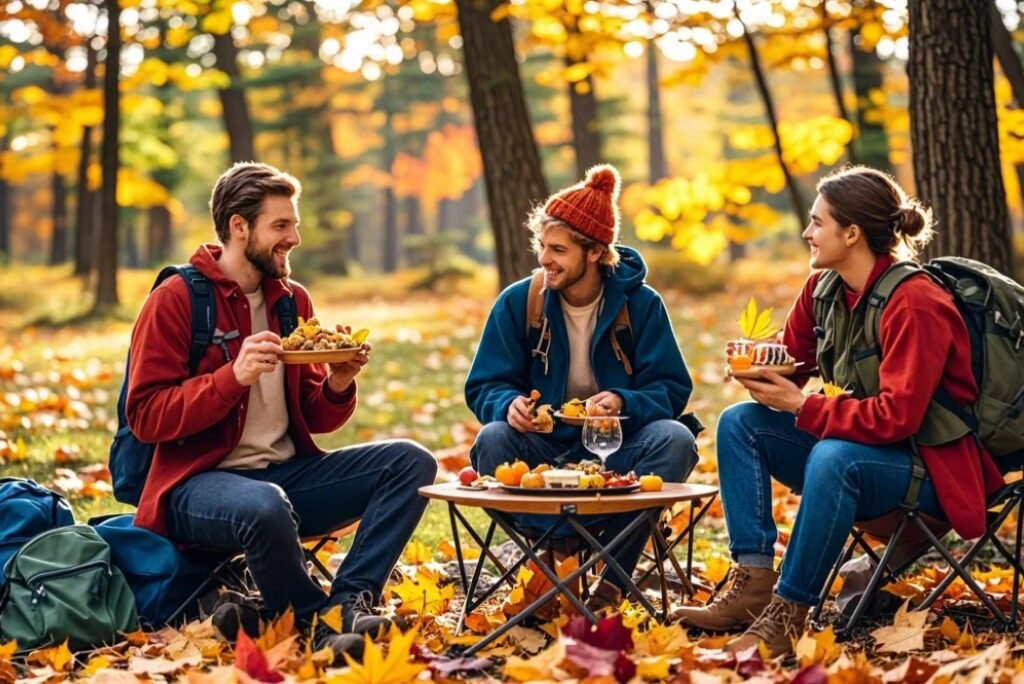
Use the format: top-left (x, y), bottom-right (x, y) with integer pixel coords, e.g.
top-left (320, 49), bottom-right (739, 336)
top-left (465, 246), bottom-right (692, 441)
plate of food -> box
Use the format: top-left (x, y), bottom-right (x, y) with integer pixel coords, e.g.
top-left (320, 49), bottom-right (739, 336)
top-left (553, 398), bottom-right (630, 427)
top-left (499, 467), bottom-right (643, 495)
top-left (725, 299), bottom-right (800, 378)
top-left (279, 317), bottom-right (369, 364)
top-left (726, 342), bottom-right (801, 379)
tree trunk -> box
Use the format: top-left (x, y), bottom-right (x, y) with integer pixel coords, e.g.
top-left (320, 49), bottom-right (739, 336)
top-left (74, 40), bottom-right (98, 276)
top-left (849, 29), bottom-right (892, 172)
top-left (454, 0), bottom-right (548, 287)
top-left (94, 0), bottom-right (121, 310)
top-left (347, 220), bottom-right (360, 263)
top-left (124, 215), bottom-right (140, 267)
top-left (212, 32), bottom-right (255, 164)
top-left (566, 23), bottom-right (601, 178)
top-left (147, 205), bottom-right (171, 264)
top-left (380, 83), bottom-right (399, 273)
top-left (736, 11), bottom-right (807, 227)
top-left (49, 170), bottom-right (68, 264)
top-left (909, 0), bottom-right (1010, 273)
top-left (989, 0), bottom-right (1024, 226)
top-left (821, 6), bottom-right (856, 164)
top-left (647, 40), bottom-right (667, 183)
top-left (405, 196), bottom-right (424, 236)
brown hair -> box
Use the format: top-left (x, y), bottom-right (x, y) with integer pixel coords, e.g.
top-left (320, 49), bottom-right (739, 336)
top-left (526, 207), bottom-right (621, 267)
top-left (209, 162), bottom-right (302, 243)
top-left (816, 165), bottom-right (934, 260)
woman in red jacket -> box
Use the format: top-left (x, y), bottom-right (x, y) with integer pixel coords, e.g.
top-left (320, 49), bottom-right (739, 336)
top-left (673, 166), bottom-right (1004, 656)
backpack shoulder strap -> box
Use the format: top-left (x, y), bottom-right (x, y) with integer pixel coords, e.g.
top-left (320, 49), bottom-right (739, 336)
top-left (274, 292), bottom-right (298, 337)
top-left (526, 269), bottom-right (545, 338)
top-left (610, 303), bottom-right (634, 376)
top-left (174, 265), bottom-right (216, 378)
top-left (863, 262), bottom-right (922, 350)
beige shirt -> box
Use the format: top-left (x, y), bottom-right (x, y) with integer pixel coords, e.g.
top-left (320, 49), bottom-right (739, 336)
top-left (560, 291), bottom-right (601, 402)
top-left (219, 288), bottom-right (296, 470)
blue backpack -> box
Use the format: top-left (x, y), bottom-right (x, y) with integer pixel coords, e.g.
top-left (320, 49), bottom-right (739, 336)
top-left (0, 478), bottom-right (75, 585)
top-left (91, 514), bottom-right (224, 627)
top-left (109, 265), bottom-right (298, 505)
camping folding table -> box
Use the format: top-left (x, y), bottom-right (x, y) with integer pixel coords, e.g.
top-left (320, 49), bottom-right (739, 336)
top-left (418, 482), bottom-right (718, 655)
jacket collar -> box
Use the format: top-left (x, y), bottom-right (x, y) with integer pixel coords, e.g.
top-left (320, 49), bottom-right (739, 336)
top-left (188, 243), bottom-right (294, 308)
top-left (843, 253), bottom-right (895, 310)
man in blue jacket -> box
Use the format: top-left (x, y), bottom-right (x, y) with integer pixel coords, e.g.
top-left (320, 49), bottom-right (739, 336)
top-left (464, 164), bottom-right (697, 610)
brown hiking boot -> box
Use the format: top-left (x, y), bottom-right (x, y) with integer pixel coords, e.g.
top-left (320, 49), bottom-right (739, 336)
top-left (670, 566), bottom-right (778, 631)
top-left (725, 595), bottom-right (810, 658)
top-left (583, 580), bottom-right (622, 615)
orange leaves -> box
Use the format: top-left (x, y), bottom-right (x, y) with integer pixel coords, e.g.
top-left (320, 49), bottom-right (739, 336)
top-left (390, 125), bottom-right (482, 212)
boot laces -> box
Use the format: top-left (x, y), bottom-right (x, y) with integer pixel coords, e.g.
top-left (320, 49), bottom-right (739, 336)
top-left (348, 590), bottom-right (378, 616)
top-left (713, 567), bottom-right (749, 607)
top-left (748, 597), bottom-right (798, 641)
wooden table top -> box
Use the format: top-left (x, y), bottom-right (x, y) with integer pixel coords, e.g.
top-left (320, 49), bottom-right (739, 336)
top-left (418, 482), bottom-right (719, 515)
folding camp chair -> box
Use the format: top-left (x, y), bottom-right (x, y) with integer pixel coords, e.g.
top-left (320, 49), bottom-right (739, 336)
top-left (162, 526), bottom-right (353, 626)
top-left (811, 454), bottom-right (1024, 636)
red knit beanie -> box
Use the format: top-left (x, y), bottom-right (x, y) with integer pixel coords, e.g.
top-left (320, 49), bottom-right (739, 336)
top-left (544, 164), bottom-right (621, 246)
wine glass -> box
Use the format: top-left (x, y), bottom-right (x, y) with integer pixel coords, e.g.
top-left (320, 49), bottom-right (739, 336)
top-left (582, 416), bottom-right (623, 464)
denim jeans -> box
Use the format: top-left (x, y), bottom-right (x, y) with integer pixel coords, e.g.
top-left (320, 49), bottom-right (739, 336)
top-left (716, 402), bottom-right (944, 606)
top-left (166, 439), bottom-right (437, 620)
top-left (470, 419), bottom-right (698, 591)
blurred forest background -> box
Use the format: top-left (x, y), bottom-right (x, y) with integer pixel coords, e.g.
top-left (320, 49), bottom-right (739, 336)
top-left (2, 0), bottom-right (1023, 307)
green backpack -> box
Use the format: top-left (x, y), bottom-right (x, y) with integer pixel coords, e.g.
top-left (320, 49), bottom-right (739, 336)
top-left (812, 256), bottom-right (1024, 461)
top-left (0, 525), bottom-right (138, 651)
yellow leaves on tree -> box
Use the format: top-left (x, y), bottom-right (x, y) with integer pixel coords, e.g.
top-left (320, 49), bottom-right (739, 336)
top-left (729, 115), bottom-right (854, 176)
top-left (327, 627), bottom-right (426, 684)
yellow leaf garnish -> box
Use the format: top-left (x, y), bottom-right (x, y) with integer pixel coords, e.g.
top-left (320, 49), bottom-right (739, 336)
top-left (351, 328), bottom-right (370, 345)
top-left (822, 383), bottom-right (851, 398)
top-left (738, 297), bottom-right (780, 341)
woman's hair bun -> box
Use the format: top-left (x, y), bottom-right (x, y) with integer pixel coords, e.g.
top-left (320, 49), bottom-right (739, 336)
top-left (893, 202), bottom-right (929, 238)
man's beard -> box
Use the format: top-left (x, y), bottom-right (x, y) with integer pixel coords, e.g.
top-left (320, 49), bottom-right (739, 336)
top-left (245, 232), bottom-right (290, 279)
top-left (548, 258), bottom-right (588, 291)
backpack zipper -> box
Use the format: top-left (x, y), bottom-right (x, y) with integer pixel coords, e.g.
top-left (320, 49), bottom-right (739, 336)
top-left (26, 561), bottom-right (111, 605)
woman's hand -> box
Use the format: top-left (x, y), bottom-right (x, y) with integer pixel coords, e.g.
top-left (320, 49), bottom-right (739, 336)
top-left (735, 370), bottom-right (807, 414)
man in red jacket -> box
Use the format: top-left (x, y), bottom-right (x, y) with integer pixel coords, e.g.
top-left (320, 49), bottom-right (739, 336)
top-left (125, 162), bottom-right (437, 662)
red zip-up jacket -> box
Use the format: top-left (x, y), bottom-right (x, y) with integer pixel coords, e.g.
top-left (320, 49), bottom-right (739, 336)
top-left (784, 254), bottom-right (1004, 539)
top-left (126, 244), bottom-right (357, 535)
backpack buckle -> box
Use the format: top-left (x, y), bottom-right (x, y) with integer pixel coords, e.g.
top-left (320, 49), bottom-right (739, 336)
top-left (212, 329), bottom-right (240, 362)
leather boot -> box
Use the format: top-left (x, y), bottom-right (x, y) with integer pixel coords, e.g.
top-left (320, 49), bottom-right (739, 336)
top-left (670, 566), bottom-right (778, 631)
top-left (725, 594), bottom-right (810, 658)
top-left (583, 580), bottom-right (622, 615)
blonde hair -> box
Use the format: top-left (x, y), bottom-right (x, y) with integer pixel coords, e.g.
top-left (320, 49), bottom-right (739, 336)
top-left (526, 206), bottom-right (621, 267)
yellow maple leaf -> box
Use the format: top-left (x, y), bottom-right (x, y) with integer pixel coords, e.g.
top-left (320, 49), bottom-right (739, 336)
top-left (27, 640), bottom-right (72, 671)
top-left (388, 568), bottom-right (454, 616)
top-left (256, 608), bottom-right (295, 650)
top-left (822, 383), bottom-right (851, 398)
top-left (632, 622), bottom-right (689, 657)
top-left (320, 604), bottom-right (343, 634)
top-left (327, 627), bottom-right (426, 684)
top-left (401, 540), bottom-right (432, 565)
top-left (737, 298), bottom-right (779, 341)
top-left (351, 328), bottom-right (371, 345)
top-left (636, 655), bottom-right (671, 680)
top-left (794, 625), bottom-right (841, 666)
top-left (0, 641), bottom-right (15, 661)
top-left (436, 539), bottom-right (480, 562)
top-left (83, 655), bottom-right (112, 676)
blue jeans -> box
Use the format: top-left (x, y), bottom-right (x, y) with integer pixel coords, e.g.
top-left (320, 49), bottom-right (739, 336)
top-left (716, 402), bottom-right (944, 606)
top-left (166, 439), bottom-right (437, 620)
top-left (470, 419), bottom-right (698, 591)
